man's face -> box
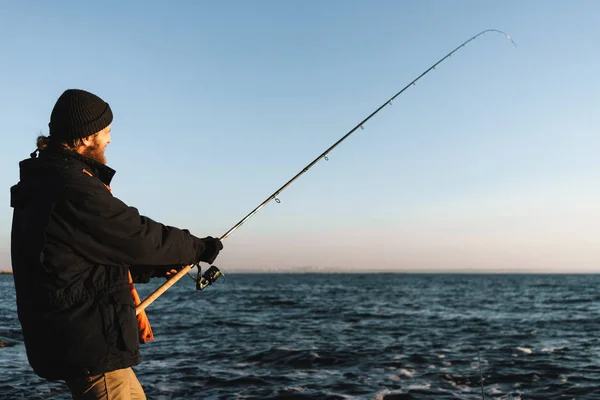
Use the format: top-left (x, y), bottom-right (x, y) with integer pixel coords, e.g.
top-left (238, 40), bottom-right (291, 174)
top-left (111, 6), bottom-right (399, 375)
top-left (81, 126), bottom-right (111, 165)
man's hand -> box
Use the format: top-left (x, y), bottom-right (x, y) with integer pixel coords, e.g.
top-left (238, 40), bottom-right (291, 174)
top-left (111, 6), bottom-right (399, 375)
top-left (165, 269), bottom-right (180, 279)
top-left (198, 236), bottom-right (223, 264)
top-left (130, 265), bottom-right (184, 283)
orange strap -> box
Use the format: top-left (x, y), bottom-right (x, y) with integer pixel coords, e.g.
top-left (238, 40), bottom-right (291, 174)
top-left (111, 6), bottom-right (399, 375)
top-left (82, 169), bottom-right (112, 192)
top-left (128, 271), bottom-right (154, 343)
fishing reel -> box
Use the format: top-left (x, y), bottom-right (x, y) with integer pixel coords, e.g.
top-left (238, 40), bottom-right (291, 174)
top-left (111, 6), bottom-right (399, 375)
top-left (195, 265), bottom-right (223, 290)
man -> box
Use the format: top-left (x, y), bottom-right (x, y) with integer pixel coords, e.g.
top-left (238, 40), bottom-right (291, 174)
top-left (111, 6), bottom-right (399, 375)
top-left (10, 88), bottom-right (223, 399)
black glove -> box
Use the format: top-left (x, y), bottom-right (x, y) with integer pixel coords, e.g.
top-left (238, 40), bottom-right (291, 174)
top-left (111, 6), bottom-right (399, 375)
top-left (197, 236), bottom-right (223, 264)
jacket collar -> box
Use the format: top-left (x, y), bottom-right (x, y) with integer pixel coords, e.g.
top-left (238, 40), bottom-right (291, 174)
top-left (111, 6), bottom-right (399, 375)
top-left (38, 146), bottom-right (116, 186)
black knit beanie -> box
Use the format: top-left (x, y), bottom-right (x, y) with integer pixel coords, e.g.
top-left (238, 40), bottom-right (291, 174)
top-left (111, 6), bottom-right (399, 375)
top-left (48, 89), bottom-right (113, 141)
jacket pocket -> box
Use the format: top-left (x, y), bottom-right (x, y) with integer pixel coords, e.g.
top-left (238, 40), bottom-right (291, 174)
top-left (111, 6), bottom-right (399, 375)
top-left (110, 290), bottom-right (139, 352)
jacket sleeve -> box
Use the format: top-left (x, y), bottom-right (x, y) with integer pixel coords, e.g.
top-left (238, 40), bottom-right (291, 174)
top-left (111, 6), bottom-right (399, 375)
top-left (57, 174), bottom-right (206, 269)
top-left (129, 265), bottom-right (184, 283)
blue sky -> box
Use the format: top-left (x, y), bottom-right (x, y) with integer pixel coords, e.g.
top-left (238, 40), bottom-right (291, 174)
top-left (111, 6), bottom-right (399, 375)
top-left (1, 0), bottom-right (599, 272)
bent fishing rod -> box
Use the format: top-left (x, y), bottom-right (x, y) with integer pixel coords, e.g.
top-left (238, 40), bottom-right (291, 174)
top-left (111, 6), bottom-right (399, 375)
top-left (136, 28), bottom-right (516, 316)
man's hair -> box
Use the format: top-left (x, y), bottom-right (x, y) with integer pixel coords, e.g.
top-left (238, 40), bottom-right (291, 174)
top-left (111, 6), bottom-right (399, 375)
top-left (36, 134), bottom-right (95, 151)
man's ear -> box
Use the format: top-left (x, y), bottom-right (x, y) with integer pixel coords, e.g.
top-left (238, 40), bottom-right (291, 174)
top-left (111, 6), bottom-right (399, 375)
top-left (80, 135), bottom-right (95, 147)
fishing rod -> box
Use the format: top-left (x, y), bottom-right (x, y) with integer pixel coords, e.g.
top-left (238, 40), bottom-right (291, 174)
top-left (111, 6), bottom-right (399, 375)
top-left (135, 28), bottom-right (516, 316)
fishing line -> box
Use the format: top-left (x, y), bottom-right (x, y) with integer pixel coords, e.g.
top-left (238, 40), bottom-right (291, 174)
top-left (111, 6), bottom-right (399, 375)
top-left (136, 28), bottom-right (517, 315)
top-left (475, 275), bottom-right (488, 399)
top-left (477, 326), bottom-right (485, 399)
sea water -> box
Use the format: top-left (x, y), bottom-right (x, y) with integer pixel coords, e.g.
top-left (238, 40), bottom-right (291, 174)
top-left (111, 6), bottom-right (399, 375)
top-left (1, 273), bottom-right (600, 399)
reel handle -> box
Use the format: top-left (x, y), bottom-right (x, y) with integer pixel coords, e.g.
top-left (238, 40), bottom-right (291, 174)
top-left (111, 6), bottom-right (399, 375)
top-left (196, 265), bottom-right (223, 290)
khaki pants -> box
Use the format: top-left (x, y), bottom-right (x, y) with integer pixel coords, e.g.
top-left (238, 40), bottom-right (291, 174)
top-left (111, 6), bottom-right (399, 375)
top-left (65, 367), bottom-right (146, 400)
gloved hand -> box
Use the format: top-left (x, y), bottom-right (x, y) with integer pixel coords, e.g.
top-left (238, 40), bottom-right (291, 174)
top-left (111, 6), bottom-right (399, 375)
top-left (197, 236), bottom-right (223, 264)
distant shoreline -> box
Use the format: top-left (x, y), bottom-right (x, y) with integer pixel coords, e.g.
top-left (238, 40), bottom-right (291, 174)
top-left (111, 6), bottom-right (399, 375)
top-left (0, 271), bottom-right (13, 275)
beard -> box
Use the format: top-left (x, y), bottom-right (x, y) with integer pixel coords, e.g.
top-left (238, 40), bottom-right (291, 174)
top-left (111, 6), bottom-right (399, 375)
top-left (82, 139), bottom-right (107, 165)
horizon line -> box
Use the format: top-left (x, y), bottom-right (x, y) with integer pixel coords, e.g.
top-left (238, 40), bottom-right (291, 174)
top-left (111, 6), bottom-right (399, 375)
top-left (1, 270), bottom-right (599, 275)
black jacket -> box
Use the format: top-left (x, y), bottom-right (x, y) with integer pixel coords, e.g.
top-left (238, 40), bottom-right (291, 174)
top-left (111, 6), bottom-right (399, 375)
top-left (10, 146), bottom-right (207, 380)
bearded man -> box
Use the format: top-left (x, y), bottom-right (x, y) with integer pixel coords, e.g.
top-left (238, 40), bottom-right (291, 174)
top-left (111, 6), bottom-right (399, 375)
top-left (10, 89), bottom-right (223, 399)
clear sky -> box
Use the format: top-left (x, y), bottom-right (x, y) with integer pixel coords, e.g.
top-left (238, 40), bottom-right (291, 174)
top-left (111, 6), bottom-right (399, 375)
top-left (1, 0), bottom-right (599, 273)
